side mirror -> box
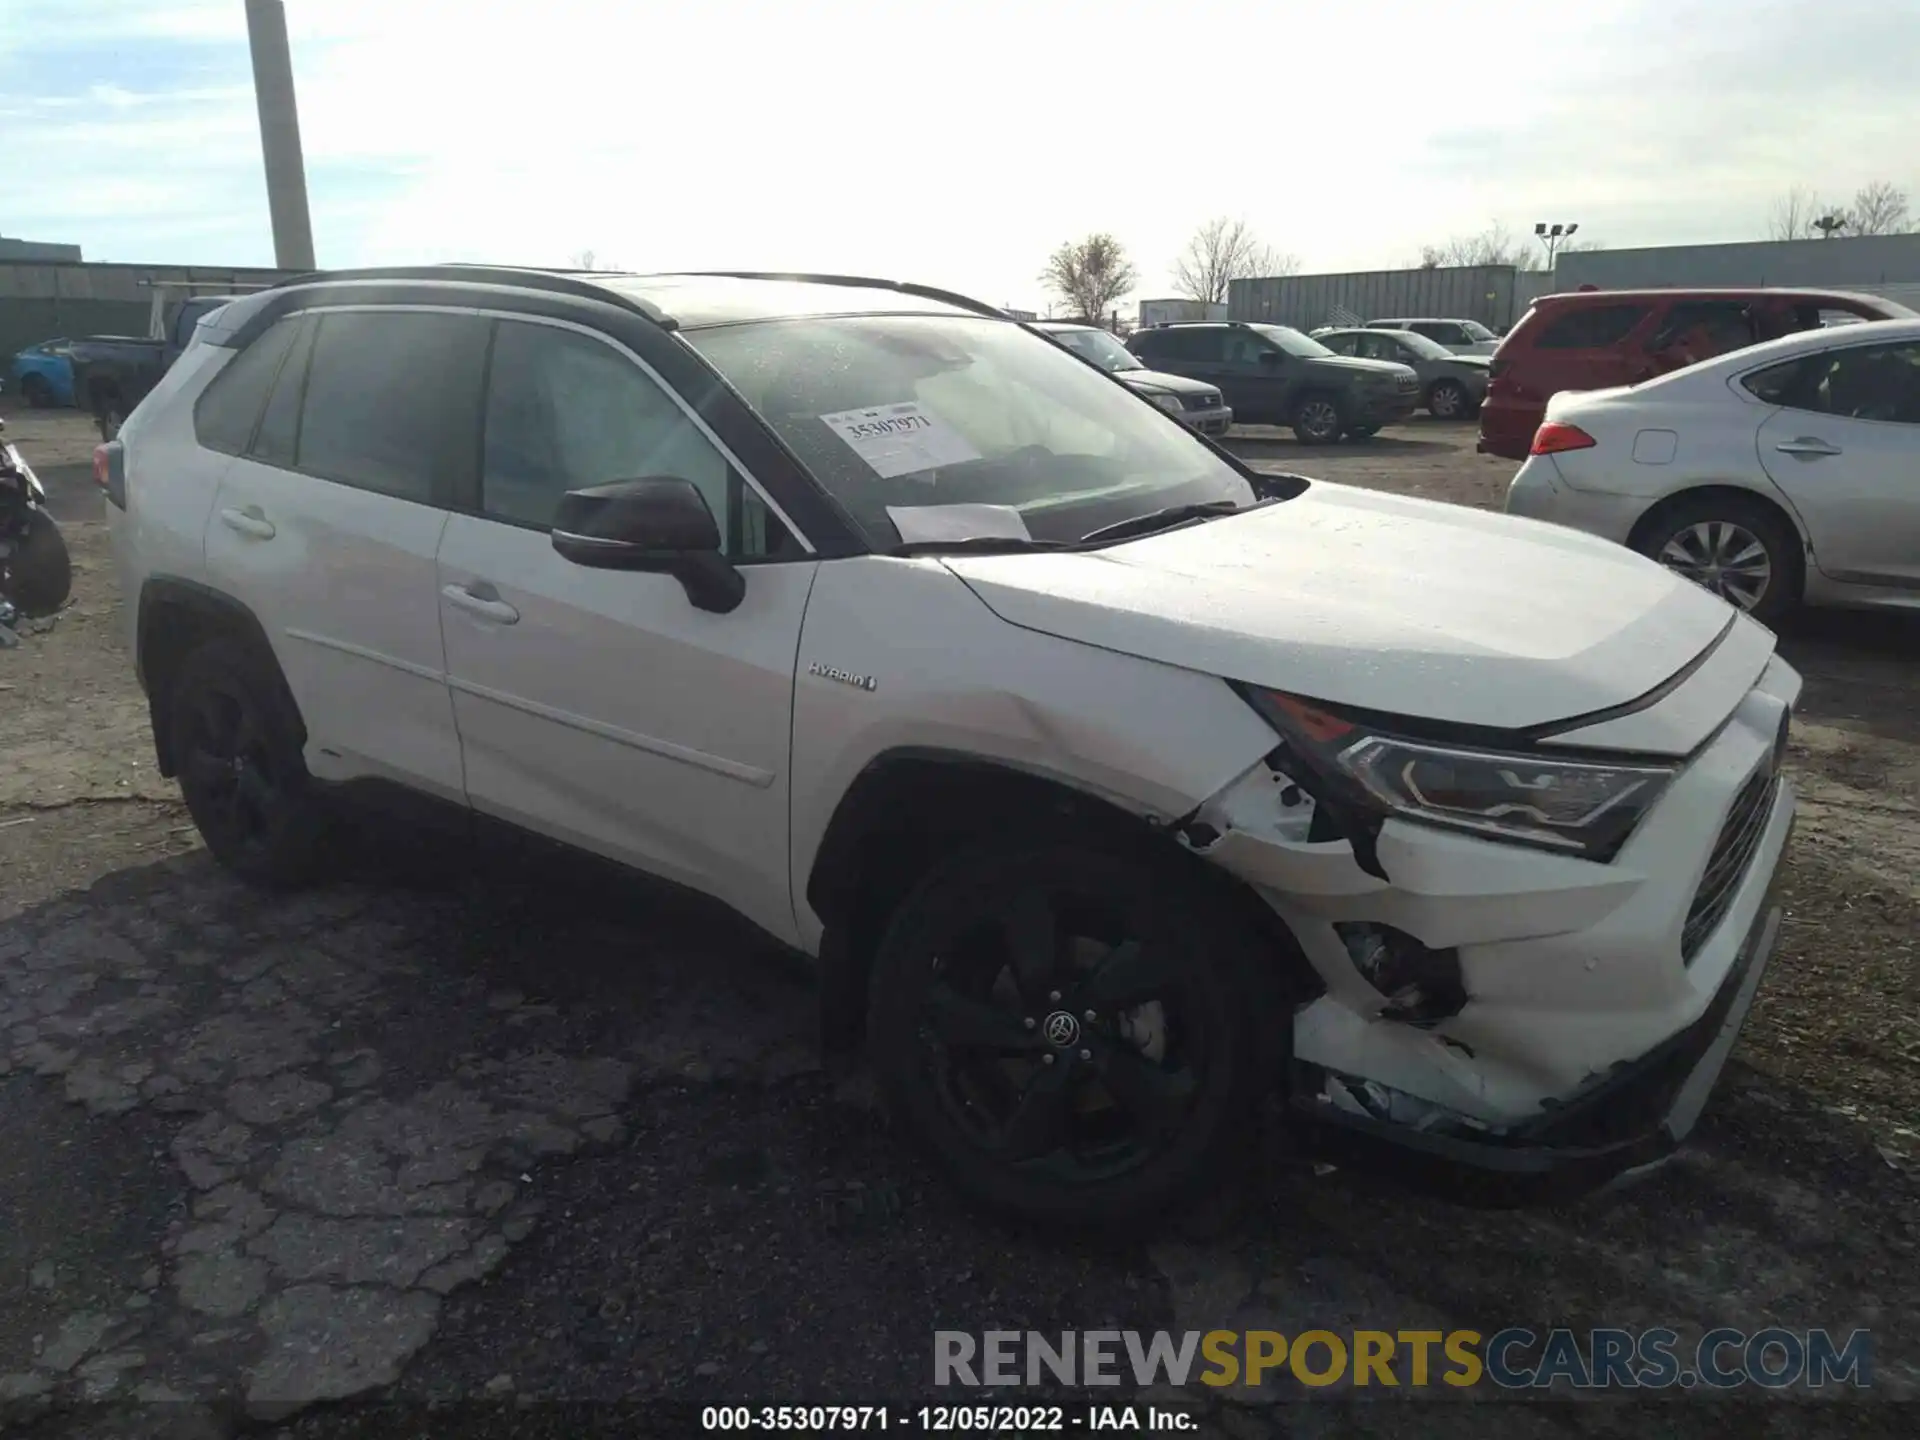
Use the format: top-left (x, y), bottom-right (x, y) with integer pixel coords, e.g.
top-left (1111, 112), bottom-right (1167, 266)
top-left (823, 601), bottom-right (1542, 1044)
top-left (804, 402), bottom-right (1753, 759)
top-left (550, 477), bottom-right (745, 614)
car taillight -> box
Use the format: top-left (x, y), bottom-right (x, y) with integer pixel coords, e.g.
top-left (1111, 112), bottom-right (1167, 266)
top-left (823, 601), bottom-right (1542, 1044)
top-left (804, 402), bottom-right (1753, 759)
top-left (1530, 422), bottom-right (1596, 456)
top-left (95, 440), bottom-right (127, 509)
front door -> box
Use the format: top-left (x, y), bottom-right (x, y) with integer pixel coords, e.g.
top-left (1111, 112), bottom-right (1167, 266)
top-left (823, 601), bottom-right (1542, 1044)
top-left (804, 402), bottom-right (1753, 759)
top-left (435, 316), bottom-right (816, 942)
top-left (1756, 338), bottom-right (1920, 589)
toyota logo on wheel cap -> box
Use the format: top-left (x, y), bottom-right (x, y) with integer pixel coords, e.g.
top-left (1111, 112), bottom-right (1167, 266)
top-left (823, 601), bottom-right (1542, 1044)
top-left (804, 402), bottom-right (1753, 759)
top-left (1043, 1011), bottom-right (1080, 1048)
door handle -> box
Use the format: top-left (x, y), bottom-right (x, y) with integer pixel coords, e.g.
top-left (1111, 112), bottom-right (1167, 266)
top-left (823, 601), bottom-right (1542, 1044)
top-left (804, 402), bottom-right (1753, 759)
top-left (218, 506), bottom-right (275, 539)
top-left (1774, 438), bottom-right (1841, 458)
top-left (441, 583), bottom-right (520, 625)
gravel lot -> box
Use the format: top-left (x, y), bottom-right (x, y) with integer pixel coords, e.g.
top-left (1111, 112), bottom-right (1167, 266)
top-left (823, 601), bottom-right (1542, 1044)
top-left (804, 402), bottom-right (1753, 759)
top-left (2, 405), bottom-right (1917, 1437)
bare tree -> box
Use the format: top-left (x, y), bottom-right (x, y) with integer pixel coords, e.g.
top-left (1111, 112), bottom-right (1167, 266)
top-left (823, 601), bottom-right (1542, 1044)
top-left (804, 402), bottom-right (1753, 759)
top-left (1767, 181), bottom-right (1912, 240)
top-left (568, 248), bottom-right (621, 270)
top-left (1171, 217), bottom-right (1298, 305)
top-left (1846, 180), bottom-right (1912, 236)
top-left (1039, 234), bottom-right (1139, 325)
top-left (1767, 187), bottom-right (1824, 241)
top-left (1414, 223), bottom-right (1525, 270)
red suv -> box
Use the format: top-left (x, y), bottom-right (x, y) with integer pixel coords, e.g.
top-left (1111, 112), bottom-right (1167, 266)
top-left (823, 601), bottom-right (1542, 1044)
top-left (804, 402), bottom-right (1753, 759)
top-left (1477, 287), bottom-right (1913, 459)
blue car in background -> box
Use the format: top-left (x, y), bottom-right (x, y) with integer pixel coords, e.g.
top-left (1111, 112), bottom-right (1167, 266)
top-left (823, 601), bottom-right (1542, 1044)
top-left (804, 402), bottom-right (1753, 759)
top-left (7, 340), bottom-right (77, 408)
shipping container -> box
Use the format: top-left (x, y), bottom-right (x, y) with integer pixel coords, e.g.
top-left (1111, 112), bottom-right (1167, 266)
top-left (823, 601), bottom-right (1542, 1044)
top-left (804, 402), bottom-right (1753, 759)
top-left (1554, 234), bottom-right (1920, 292)
top-left (0, 260), bottom-right (303, 362)
top-left (1228, 265), bottom-right (1531, 332)
top-left (1137, 297), bottom-right (1227, 328)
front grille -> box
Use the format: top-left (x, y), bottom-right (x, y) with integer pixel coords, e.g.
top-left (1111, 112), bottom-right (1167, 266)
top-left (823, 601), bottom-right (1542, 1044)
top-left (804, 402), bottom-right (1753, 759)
top-left (1395, 373), bottom-right (1418, 391)
top-left (1681, 766), bottom-right (1778, 963)
top-left (1182, 392), bottom-right (1222, 411)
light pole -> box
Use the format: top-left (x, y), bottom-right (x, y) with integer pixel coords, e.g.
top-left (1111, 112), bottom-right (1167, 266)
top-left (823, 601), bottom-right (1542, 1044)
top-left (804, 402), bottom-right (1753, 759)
top-left (1534, 221), bottom-right (1579, 269)
top-left (245, 0), bottom-right (316, 270)
top-left (1812, 213), bottom-right (1849, 240)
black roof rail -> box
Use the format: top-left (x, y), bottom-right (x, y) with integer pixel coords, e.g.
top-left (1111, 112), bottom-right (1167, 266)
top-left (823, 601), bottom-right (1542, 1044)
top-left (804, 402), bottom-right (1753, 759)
top-left (677, 271), bottom-right (1008, 320)
top-left (264, 264), bottom-right (677, 329)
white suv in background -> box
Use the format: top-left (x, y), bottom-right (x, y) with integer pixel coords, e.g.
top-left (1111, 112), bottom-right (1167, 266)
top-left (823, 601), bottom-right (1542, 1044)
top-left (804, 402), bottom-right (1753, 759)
top-left (105, 266), bottom-right (1797, 1229)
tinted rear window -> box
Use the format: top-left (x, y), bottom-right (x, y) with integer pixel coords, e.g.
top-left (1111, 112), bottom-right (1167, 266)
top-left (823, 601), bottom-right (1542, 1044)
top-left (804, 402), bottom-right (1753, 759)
top-left (1532, 304), bottom-right (1650, 350)
top-left (294, 310), bottom-right (489, 504)
top-left (193, 316), bottom-right (300, 455)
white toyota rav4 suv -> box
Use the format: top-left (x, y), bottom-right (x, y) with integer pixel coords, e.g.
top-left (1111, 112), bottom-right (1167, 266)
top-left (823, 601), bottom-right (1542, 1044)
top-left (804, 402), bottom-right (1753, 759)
top-left (104, 266), bottom-right (1797, 1229)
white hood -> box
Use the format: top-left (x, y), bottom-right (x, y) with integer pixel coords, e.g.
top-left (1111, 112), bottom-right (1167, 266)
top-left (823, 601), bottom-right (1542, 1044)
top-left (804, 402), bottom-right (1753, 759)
top-left (944, 482), bottom-right (1738, 735)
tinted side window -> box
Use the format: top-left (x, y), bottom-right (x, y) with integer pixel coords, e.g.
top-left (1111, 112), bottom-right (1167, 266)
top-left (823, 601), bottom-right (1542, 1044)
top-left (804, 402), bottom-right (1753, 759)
top-left (1741, 357), bottom-right (1813, 406)
top-left (295, 310), bottom-right (489, 504)
top-left (1410, 322), bottom-right (1458, 344)
top-left (1140, 328), bottom-right (1224, 363)
top-left (1220, 329), bottom-right (1272, 365)
top-left (481, 320), bottom-right (795, 558)
top-left (251, 315), bottom-right (315, 468)
top-left (1533, 304), bottom-right (1650, 351)
top-left (1650, 301), bottom-right (1755, 352)
top-left (1321, 333), bottom-right (1359, 355)
top-left (1803, 343), bottom-right (1920, 425)
top-left (193, 317), bottom-right (299, 455)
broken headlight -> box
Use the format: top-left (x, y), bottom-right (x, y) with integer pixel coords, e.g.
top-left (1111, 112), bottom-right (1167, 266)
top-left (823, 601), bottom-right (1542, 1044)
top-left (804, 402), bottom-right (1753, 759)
top-left (1240, 688), bottom-right (1675, 860)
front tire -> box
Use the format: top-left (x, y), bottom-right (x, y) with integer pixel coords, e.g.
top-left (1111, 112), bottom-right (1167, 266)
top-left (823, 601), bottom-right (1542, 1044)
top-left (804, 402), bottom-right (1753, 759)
top-left (169, 638), bottom-right (333, 888)
top-left (1291, 393), bottom-right (1344, 445)
top-left (1426, 379), bottom-right (1469, 420)
top-left (3, 509), bottom-right (71, 617)
top-left (20, 374), bottom-right (54, 409)
top-left (867, 839), bottom-right (1267, 1231)
top-left (1630, 493), bottom-right (1801, 625)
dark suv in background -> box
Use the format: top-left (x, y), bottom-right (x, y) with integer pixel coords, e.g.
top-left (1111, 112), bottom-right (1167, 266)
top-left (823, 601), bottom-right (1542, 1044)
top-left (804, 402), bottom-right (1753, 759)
top-left (1128, 321), bottom-right (1419, 443)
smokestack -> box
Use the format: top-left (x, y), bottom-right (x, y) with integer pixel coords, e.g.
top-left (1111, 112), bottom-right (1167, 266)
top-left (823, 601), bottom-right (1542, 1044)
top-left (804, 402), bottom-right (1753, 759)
top-left (245, 0), bottom-right (316, 270)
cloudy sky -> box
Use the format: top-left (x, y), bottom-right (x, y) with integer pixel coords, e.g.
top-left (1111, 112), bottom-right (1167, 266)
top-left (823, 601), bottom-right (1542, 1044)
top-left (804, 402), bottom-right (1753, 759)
top-left (3, 0), bottom-right (1914, 313)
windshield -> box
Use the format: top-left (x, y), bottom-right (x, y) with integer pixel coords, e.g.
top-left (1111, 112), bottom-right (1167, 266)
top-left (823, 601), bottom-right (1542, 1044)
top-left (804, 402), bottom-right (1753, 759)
top-left (687, 314), bottom-right (1259, 548)
top-left (1251, 323), bottom-right (1335, 358)
top-left (1044, 326), bottom-right (1143, 372)
top-left (1458, 320), bottom-right (1497, 342)
top-left (1389, 331), bottom-right (1454, 360)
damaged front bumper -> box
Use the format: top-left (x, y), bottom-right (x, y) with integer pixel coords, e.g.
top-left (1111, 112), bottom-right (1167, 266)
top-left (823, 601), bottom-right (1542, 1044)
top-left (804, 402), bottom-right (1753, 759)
top-left (1289, 883), bottom-right (1783, 1205)
top-left (1178, 650), bottom-right (1800, 1205)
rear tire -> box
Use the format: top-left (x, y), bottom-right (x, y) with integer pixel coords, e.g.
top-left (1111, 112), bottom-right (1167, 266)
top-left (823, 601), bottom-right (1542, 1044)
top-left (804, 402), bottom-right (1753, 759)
top-left (3, 510), bottom-right (71, 618)
top-left (866, 838), bottom-right (1268, 1233)
top-left (169, 637), bottom-right (334, 888)
top-left (1291, 393), bottom-right (1344, 445)
top-left (1629, 493), bottom-right (1802, 626)
top-left (20, 374), bottom-right (54, 409)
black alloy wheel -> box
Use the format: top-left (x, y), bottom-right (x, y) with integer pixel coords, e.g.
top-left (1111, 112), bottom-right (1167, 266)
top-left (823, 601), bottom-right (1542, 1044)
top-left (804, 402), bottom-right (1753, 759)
top-left (868, 843), bottom-right (1263, 1229)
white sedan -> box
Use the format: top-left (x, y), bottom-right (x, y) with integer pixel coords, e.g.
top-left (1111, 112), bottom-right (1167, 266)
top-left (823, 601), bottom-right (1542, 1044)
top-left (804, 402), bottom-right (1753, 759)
top-left (1505, 317), bottom-right (1920, 623)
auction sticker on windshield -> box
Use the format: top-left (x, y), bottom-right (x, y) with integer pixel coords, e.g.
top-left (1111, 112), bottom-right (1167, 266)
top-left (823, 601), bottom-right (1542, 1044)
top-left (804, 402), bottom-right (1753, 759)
top-left (820, 402), bottom-right (981, 479)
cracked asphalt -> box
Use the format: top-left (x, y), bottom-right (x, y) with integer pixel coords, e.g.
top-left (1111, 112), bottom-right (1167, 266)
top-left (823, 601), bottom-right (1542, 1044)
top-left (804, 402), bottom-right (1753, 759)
top-left (3, 408), bottom-right (1918, 1438)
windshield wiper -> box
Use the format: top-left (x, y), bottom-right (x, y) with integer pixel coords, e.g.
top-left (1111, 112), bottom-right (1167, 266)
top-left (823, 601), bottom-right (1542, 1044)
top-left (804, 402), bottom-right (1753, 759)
top-left (887, 536), bottom-right (1071, 557)
top-left (1076, 498), bottom-right (1264, 546)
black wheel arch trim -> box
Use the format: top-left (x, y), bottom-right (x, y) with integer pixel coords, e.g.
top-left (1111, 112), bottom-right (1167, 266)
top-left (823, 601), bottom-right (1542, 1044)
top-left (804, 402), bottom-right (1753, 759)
top-left (136, 576), bottom-right (299, 777)
top-left (808, 747), bottom-right (1315, 1055)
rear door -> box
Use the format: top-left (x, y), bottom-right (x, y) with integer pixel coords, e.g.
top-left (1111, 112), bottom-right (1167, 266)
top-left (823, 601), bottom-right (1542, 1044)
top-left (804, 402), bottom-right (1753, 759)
top-left (201, 305), bottom-right (485, 801)
top-left (1754, 339), bottom-right (1920, 588)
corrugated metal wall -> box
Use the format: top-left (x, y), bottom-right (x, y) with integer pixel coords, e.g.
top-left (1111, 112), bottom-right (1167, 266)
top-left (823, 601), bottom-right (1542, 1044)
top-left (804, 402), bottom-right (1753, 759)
top-left (1554, 234), bottom-right (1920, 292)
top-left (1229, 265), bottom-right (1530, 331)
top-left (0, 261), bottom-right (300, 362)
